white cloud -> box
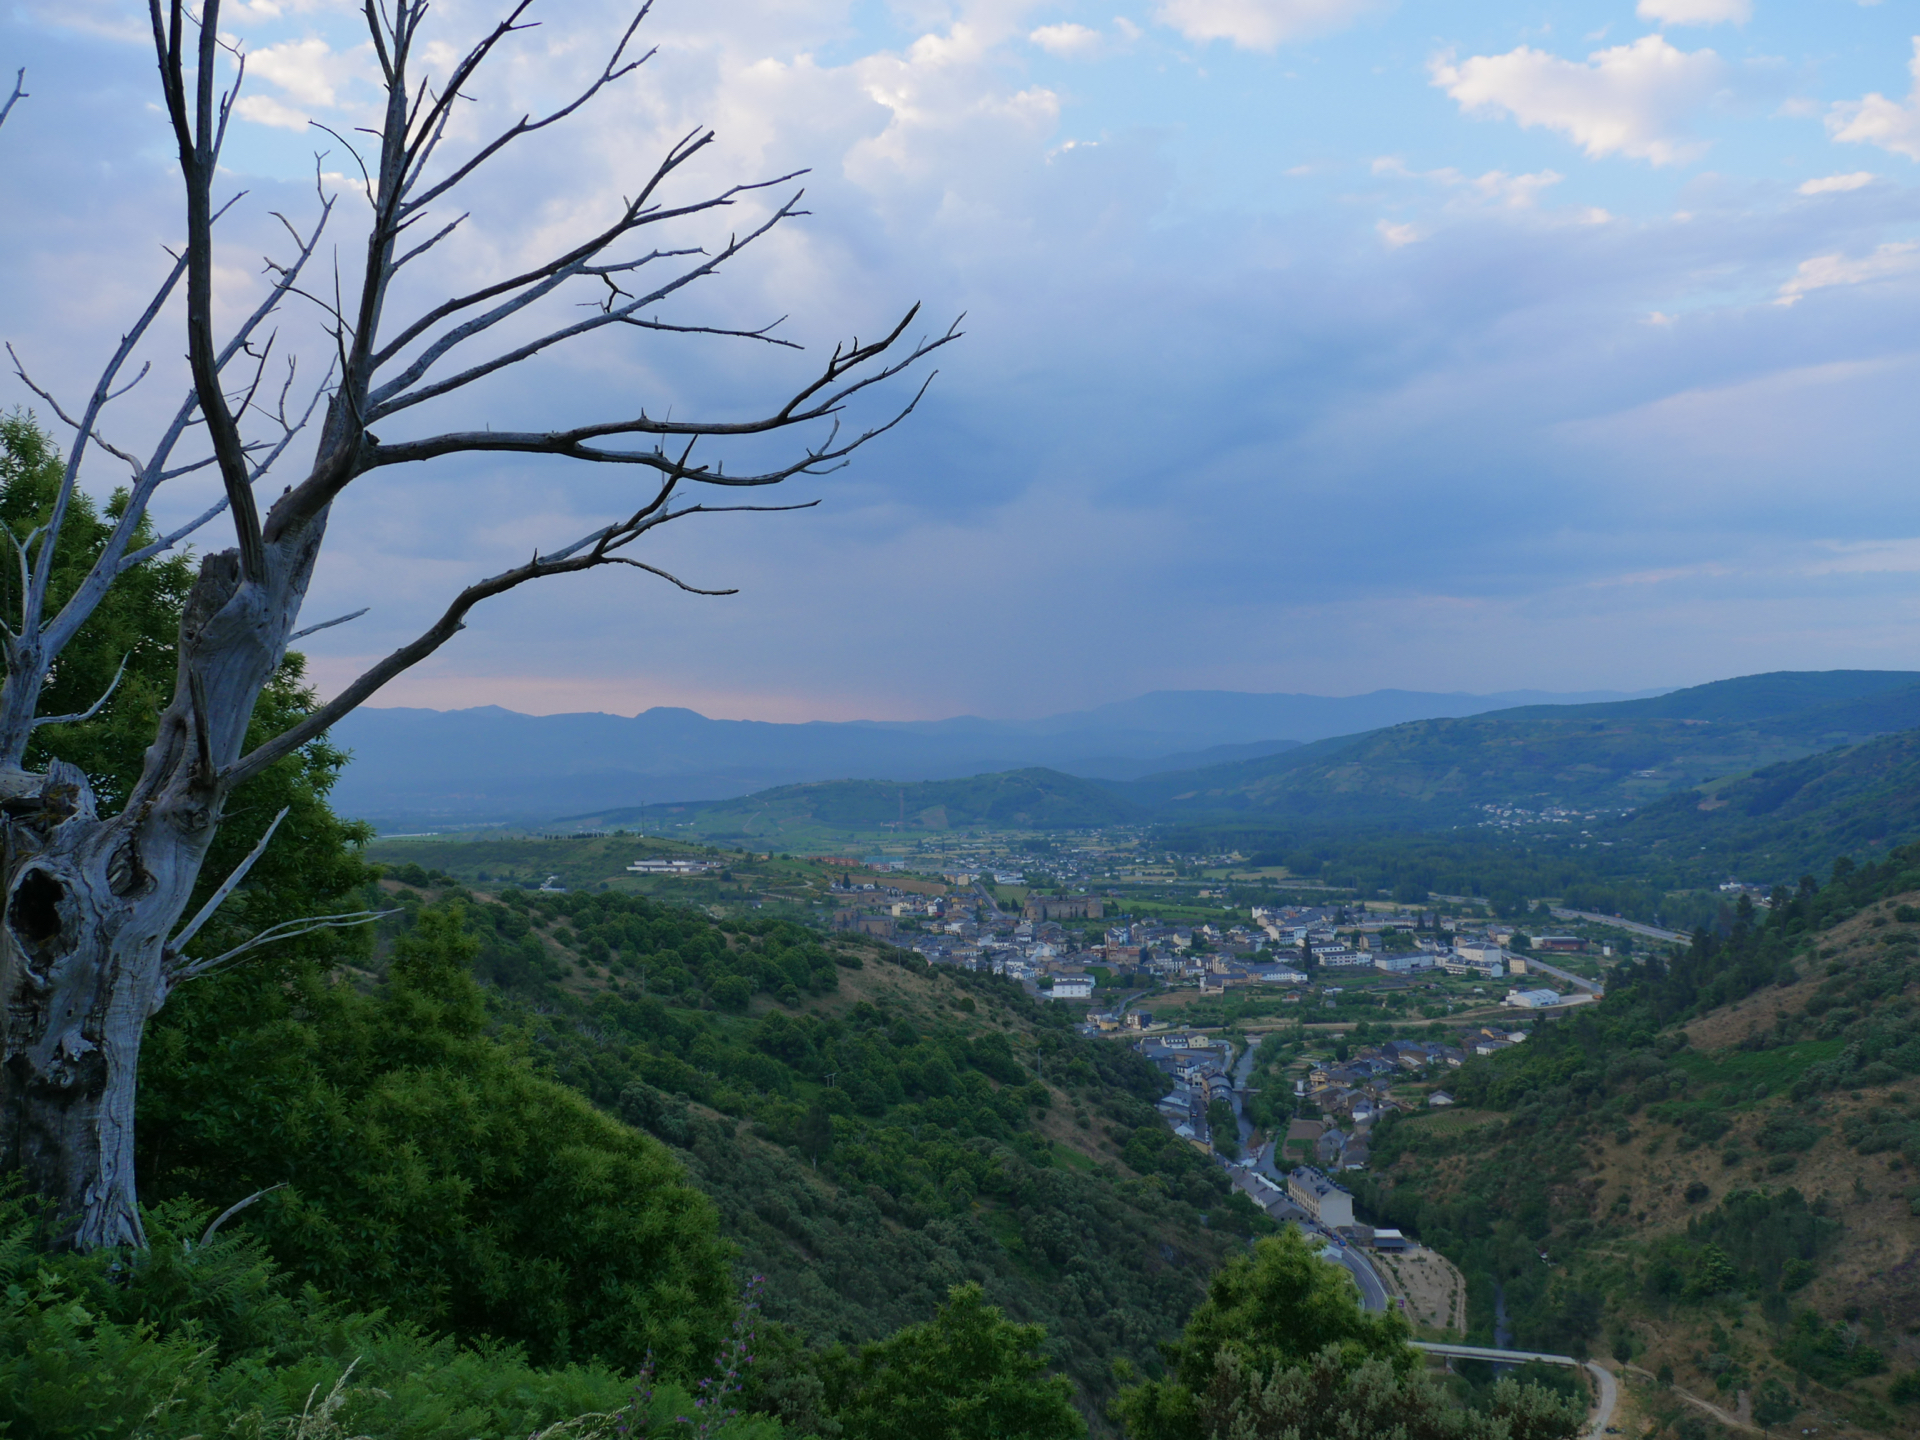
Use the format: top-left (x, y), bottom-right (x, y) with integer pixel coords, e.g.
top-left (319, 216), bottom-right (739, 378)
top-left (233, 93), bottom-right (316, 131)
top-left (1776, 242), bottom-right (1920, 303)
top-left (1432, 35), bottom-right (1725, 166)
top-left (1797, 171), bottom-right (1875, 194)
top-left (1828, 38), bottom-right (1920, 161)
top-left (1030, 23), bottom-right (1104, 57)
top-left (1635, 0), bottom-right (1750, 26)
top-left (1375, 220), bottom-right (1422, 247)
top-left (1372, 156), bottom-right (1565, 208)
top-left (1154, 0), bottom-right (1375, 52)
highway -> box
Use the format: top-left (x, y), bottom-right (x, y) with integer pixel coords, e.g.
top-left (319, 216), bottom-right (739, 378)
top-left (1517, 956), bottom-right (1603, 995)
top-left (1413, 1344), bottom-right (1618, 1438)
top-left (1549, 906), bottom-right (1687, 944)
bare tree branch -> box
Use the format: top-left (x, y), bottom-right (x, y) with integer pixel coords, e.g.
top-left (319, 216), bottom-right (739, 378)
top-left (199, 1183), bottom-right (285, 1245)
top-left (171, 909), bottom-right (399, 983)
top-left (288, 608), bottom-right (369, 641)
top-left (168, 806), bottom-right (289, 955)
top-left (0, 69), bottom-right (24, 131)
top-left (31, 655), bottom-right (128, 730)
top-left (149, 0), bottom-right (267, 581)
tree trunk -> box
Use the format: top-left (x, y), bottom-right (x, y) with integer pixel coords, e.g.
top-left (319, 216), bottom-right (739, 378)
top-left (0, 541), bottom-right (316, 1248)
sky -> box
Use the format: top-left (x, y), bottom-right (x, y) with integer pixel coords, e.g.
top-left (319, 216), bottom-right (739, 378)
top-left (5, 0), bottom-right (1920, 722)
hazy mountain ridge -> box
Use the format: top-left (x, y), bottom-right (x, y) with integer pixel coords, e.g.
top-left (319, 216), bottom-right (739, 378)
top-left (328, 685), bottom-right (1658, 828)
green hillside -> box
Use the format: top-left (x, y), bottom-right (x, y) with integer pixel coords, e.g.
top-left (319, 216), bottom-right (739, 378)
top-left (1119, 671), bottom-right (1920, 827)
top-left (567, 767), bottom-right (1144, 843)
top-left (1353, 847), bottom-right (1920, 1438)
top-left (353, 879), bottom-right (1245, 1429)
top-left (1603, 728), bottom-right (1920, 881)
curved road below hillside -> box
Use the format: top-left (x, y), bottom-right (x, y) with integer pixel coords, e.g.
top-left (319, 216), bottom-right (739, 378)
top-left (1413, 1344), bottom-right (1617, 1439)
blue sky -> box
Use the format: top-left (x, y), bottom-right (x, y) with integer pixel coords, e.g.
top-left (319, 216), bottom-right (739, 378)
top-left (6, 0), bottom-right (1920, 721)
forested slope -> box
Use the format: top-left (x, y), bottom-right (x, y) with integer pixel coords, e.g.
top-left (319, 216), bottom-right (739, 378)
top-left (1352, 848), bottom-right (1920, 1438)
top-left (1120, 670), bottom-right (1920, 828)
top-left (145, 864), bottom-right (1255, 1432)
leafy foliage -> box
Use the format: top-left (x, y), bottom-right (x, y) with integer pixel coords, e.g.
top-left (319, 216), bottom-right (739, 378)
top-left (139, 908), bottom-right (737, 1375)
top-left (1113, 1229), bottom-right (1580, 1440)
top-left (815, 1283), bottom-right (1087, 1440)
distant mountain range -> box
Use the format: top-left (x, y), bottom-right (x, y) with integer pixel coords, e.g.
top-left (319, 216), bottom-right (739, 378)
top-left (538, 672), bottom-right (1920, 876)
top-left (326, 684), bottom-right (1661, 828)
top-left (1118, 670), bottom-right (1920, 825)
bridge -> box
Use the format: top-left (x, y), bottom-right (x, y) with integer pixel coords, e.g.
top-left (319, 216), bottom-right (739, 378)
top-left (1411, 1342), bottom-right (1618, 1438)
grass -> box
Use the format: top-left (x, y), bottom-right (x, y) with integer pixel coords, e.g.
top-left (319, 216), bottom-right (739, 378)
top-left (1052, 1142), bottom-right (1099, 1172)
top-left (1668, 1038), bottom-right (1845, 1093)
top-left (1400, 1108), bottom-right (1505, 1136)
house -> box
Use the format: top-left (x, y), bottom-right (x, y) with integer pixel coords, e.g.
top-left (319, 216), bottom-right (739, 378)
top-left (1427, 1090), bottom-right (1455, 1107)
top-left (1050, 976), bottom-right (1094, 1000)
top-left (1287, 1166), bottom-right (1356, 1227)
top-left (1125, 1010), bottom-right (1153, 1030)
top-left (1024, 895), bottom-right (1105, 921)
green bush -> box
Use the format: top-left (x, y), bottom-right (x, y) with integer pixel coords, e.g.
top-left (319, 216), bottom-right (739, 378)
top-left (0, 1194), bottom-right (777, 1440)
top-left (139, 907), bottom-right (736, 1374)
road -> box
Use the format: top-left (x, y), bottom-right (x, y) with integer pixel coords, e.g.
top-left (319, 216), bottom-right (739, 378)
top-left (1518, 956), bottom-right (1604, 995)
top-left (1414, 1344), bottom-right (1618, 1439)
top-left (1231, 1150), bottom-right (1392, 1313)
top-left (1549, 907), bottom-right (1687, 944)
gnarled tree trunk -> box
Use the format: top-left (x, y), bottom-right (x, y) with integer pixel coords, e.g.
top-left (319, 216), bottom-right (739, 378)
top-left (1, 543), bottom-right (315, 1247)
top-left (0, 0), bottom-right (947, 1248)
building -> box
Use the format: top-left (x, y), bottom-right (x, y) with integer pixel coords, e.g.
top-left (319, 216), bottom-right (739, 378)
top-left (626, 857), bottom-right (716, 875)
top-left (1024, 895), bottom-right (1105, 921)
top-left (1427, 1090), bottom-right (1455, 1107)
top-left (1313, 946), bottom-right (1370, 969)
top-left (1287, 1166), bottom-right (1355, 1228)
top-left (1533, 935), bottom-right (1586, 953)
top-left (1371, 1228), bottom-right (1409, 1251)
top-left (1126, 1010), bottom-right (1153, 1030)
top-left (1050, 976), bottom-right (1094, 1000)
top-left (1505, 988), bottom-right (1563, 1009)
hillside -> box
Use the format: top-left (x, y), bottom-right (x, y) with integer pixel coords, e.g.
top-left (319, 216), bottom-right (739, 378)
top-left (1120, 670), bottom-right (1920, 828)
top-left (342, 875), bottom-right (1250, 1431)
top-left (563, 767), bottom-right (1145, 841)
top-left (1352, 848), bottom-right (1920, 1439)
top-left (1601, 729), bottom-right (1920, 884)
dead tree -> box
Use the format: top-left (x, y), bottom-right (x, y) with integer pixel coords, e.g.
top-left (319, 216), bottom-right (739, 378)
top-left (0, 0), bottom-right (954, 1249)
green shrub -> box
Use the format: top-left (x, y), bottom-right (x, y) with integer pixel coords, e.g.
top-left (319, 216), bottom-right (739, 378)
top-left (139, 907), bottom-right (735, 1375)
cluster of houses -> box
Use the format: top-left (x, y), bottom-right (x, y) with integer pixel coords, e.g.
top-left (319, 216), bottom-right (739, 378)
top-left (1285, 1026), bottom-right (1531, 1169)
top-left (1134, 1033), bottom-right (1238, 1151)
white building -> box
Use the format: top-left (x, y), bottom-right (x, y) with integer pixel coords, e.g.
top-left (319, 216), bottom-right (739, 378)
top-left (1050, 976), bottom-right (1094, 1000)
top-left (1286, 1166), bottom-right (1355, 1228)
top-left (1505, 988), bottom-right (1563, 1009)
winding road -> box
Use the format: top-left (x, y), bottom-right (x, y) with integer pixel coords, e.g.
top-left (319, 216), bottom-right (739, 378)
top-left (1413, 1344), bottom-right (1618, 1439)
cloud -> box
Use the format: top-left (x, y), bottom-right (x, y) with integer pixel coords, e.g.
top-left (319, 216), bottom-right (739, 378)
top-left (1797, 172), bottom-right (1875, 194)
top-left (1432, 35), bottom-right (1725, 165)
top-left (1372, 156), bottom-right (1566, 209)
top-left (1030, 23), bottom-right (1103, 58)
top-left (1776, 242), bottom-right (1920, 303)
top-left (1828, 38), bottom-right (1920, 161)
top-left (1154, 0), bottom-right (1375, 52)
top-left (1376, 220), bottom-right (1422, 246)
top-left (1635, 0), bottom-right (1750, 25)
